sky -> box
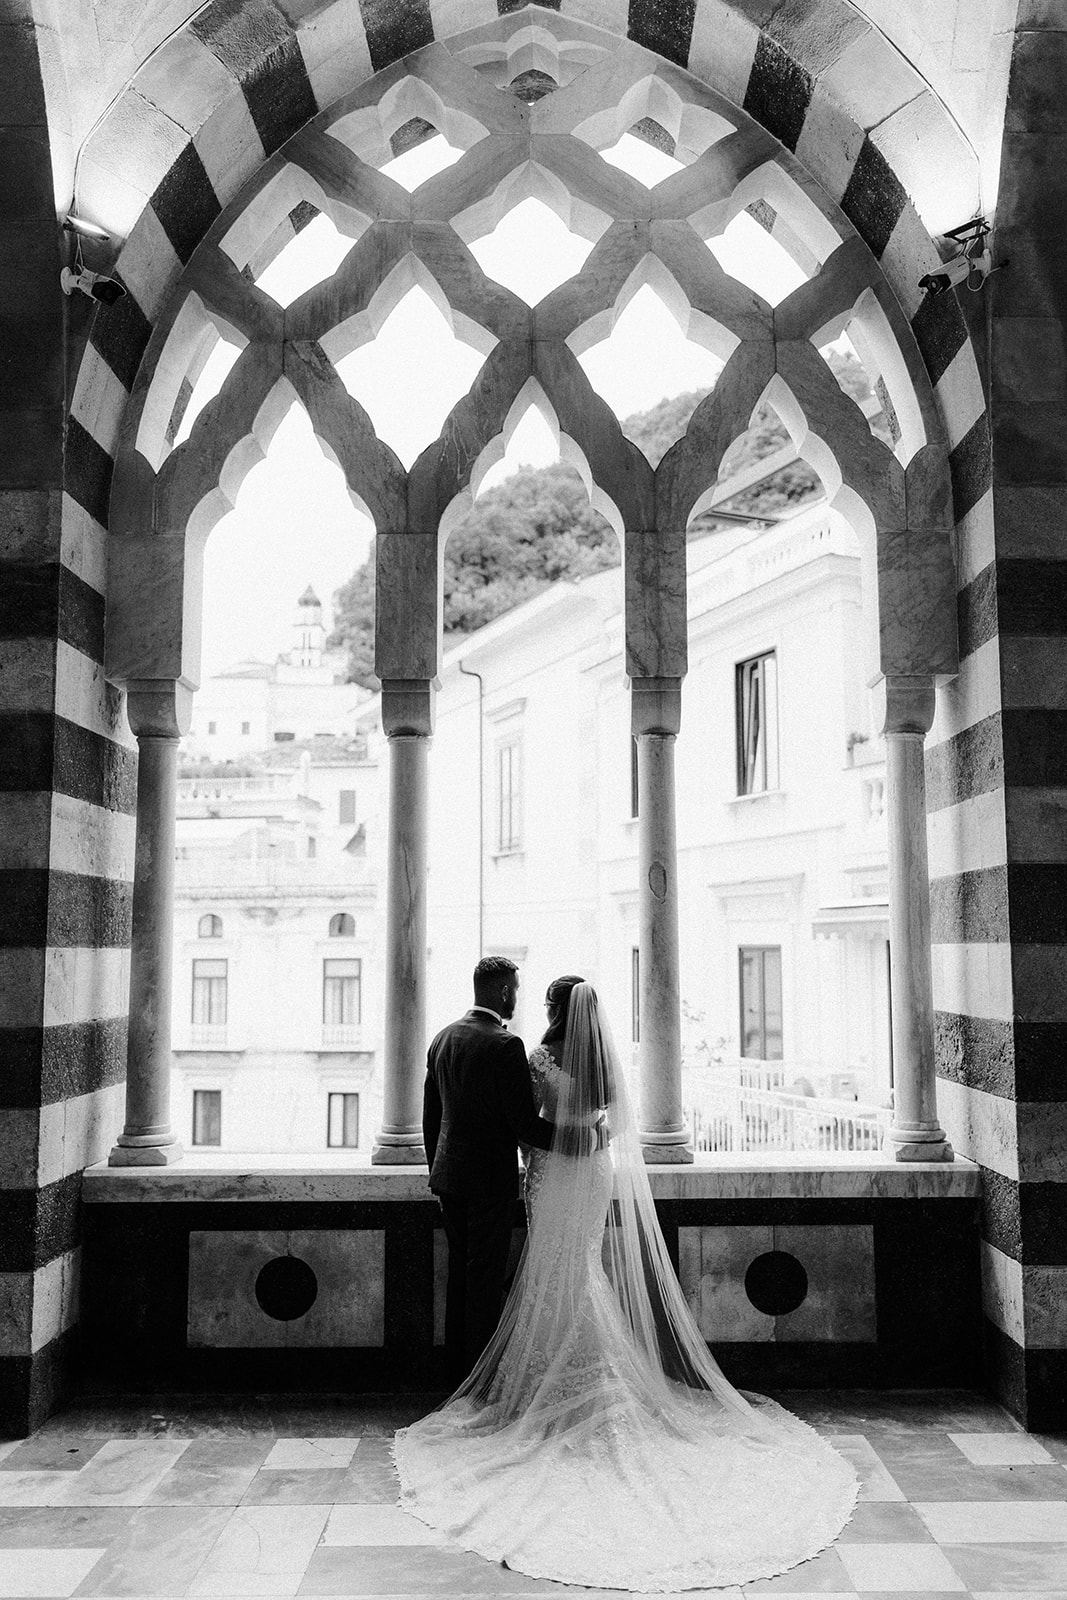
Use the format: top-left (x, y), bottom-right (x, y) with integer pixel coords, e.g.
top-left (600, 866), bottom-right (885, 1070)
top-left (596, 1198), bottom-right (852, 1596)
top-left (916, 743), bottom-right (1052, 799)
top-left (194, 135), bottom-right (804, 677)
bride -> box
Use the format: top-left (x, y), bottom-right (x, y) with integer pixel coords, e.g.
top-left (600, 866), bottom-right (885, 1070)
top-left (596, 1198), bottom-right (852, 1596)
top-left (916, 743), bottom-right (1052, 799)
top-left (393, 975), bottom-right (858, 1591)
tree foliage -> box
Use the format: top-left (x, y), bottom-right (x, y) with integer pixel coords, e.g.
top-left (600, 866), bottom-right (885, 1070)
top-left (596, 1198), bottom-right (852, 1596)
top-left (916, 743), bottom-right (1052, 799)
top-left (330, 351), bottom-right (888, 686)
top-left (330, 465), bottom-right (619, 686)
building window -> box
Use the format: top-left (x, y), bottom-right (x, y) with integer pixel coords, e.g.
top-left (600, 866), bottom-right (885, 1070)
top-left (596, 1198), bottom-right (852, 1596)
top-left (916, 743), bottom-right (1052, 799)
top-left (329, 912), bottom-right (355, 937)
top-left (738, 946), bottom-right (783, 1060)
top-left (339, 789), bottom-right (356, 826)
top-left (198, 913), bottom-right (223, 939)
top-left (207, 720), bottom-right (217, 735)
top-left (192, 1089), bottom-right (222, 1147)
top-left (327, 1092), bottom-right (360, 1149)
top-left (307, 836), bottom-right (317, 858)
top-left (192, 959), bottom-right (227, 1025)
top-left (630, 736), bottom-right (639, 819)
top-left (735, 650), bottom-right (778, 795)
top-left (274, 730), bottom-right (294, 742)
top-left (497, 740), bottom-right (522, 852)
top-left (631, 946), bottom-right (640, 1044)
top-left (323, 958), bottom-right (361, 1025)
top-left (241, 720), bottom-right (250, 735)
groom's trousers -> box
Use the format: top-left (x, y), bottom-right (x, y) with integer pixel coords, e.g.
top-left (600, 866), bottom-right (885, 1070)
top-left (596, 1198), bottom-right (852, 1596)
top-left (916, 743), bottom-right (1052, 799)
top-left (437, 1191), bottom-right (515, 1385)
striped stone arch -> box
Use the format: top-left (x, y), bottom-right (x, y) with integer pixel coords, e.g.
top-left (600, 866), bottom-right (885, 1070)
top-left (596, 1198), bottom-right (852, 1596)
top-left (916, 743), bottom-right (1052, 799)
top-left (69, 0), bottom-right (990, 563)
top-left (99, 17), bottom-right (962, 702)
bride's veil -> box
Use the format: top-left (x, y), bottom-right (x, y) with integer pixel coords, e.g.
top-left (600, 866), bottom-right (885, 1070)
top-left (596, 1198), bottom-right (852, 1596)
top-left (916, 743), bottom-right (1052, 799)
top-left (395, 982), bottom-right (859, 1589)
top-left (453, 981), bottom-right (757, 1435)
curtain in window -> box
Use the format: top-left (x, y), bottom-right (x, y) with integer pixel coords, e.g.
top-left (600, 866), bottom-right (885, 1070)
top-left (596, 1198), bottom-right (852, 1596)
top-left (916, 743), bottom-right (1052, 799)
top-left (192, 959), bottom-right (227, 1024)
top-left (323, 958), bottom-right (361, 1024)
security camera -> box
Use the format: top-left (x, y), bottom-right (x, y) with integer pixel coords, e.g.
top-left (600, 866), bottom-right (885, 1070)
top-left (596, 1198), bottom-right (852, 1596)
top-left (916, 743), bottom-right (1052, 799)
top-left (919, 250), bottom-right (992, 296)
top-left (60, 266), bottom-right (126, 306)
top-left (919, 216), bottom-right (993, 297)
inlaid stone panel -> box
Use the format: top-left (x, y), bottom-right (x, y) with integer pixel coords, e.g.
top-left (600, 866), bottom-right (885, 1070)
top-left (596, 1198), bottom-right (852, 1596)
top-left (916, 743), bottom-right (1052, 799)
top-left (678, 1223), bottom-right (876, 1342)
top-left (187, 1229), bottom-right (384, 1348)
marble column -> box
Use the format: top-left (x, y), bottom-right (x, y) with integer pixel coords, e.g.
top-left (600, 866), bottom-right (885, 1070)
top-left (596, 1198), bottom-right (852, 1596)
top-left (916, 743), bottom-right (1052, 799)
top-left (632, 678), bottom-right (693, 1163)
top-left (883, 674), bottom-right (953, 1162)
top-left (109, 682), bottom-right (191, 1166)
top-left (372, 681), bottom-right (432, 1165)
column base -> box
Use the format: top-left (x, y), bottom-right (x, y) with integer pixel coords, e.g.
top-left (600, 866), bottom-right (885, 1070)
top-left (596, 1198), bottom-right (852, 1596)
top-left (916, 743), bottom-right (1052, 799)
top-left (371, 1139), bottom-right (427, 1166)
top-left (640, 1142), bottom-right (695, 1164)
top-left (891, 1136), bottom-right (954, 1163)
top-left (108, 1139), bottom-right (185, 1167)
top-left (889, 1122), bottom-right (954, 1162)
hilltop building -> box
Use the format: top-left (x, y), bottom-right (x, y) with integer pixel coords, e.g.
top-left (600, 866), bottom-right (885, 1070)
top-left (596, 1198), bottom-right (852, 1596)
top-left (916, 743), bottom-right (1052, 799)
top-left (182, 588), bottom-right (365, 760)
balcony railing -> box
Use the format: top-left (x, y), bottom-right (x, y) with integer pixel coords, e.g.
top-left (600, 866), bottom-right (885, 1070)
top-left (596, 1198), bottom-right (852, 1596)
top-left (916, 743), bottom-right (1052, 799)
top-left (687, 1081), bottom-right (891, 1153)
top-left (189, 1024), bottom-right (228, 1049)
top-left (178, 774), bottom-right (298, 800)
top-left (321, 1024), bottom-right (360, 1048)
top-left (174, 855), bottom-right (376, 891)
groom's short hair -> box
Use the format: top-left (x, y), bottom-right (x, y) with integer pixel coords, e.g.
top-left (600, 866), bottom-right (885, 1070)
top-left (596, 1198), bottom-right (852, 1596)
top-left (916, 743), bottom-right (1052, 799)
top-left (473, 955), bottom-right (517, 1000)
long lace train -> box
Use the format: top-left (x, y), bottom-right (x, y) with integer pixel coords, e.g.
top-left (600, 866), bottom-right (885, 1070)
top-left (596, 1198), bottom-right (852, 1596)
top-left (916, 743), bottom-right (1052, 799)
top-left (393, 995), bottom-right (858, 1591)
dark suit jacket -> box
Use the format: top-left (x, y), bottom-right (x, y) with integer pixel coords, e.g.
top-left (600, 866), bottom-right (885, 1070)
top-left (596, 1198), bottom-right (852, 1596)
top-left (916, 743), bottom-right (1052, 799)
top-left (423, 1010), bottom-right (554, 1198)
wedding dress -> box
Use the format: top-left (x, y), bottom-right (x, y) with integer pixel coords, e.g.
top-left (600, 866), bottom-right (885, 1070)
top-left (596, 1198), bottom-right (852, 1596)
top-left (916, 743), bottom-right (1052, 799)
top-left (393, 985), bottom-right (857, 1591)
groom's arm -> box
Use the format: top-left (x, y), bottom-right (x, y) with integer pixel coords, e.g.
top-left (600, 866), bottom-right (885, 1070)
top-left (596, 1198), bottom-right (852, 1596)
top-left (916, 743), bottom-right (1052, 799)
top-left (423, 1064), bottom-right (442, 1170)
top-left (496, 1038), bottom-right (555, 1152)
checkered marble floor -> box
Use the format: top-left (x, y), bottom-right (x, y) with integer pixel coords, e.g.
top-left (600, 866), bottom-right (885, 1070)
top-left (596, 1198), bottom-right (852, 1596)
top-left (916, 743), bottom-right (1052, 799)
top-left (0, 1392), bottom-right (1065, 1599)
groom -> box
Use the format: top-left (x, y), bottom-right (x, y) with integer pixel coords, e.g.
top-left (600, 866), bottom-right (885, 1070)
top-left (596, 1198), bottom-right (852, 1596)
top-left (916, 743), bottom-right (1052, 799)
top-left (423, 955), bottom-right (554, 1386)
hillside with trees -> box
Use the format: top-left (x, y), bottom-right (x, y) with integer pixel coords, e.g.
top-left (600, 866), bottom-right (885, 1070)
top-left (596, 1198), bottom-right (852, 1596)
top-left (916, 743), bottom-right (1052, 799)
top-left (330, 352), bottom-right (888, 687)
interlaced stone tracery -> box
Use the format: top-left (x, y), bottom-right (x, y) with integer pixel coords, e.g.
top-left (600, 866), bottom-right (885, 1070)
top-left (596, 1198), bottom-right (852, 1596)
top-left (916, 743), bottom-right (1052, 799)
top-left (104, 13), bottom-right (957, 1172)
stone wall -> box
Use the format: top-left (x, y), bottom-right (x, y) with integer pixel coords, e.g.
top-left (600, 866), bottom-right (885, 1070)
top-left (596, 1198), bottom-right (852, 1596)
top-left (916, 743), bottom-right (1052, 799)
top-left (928, 4), bottom-right (1067, 1426)
top-left (3, 0), bottom-right (1066, 1435)
top-left (0, 4), bottom-right (131, 1436)
top-left (79, 1165), bottom-right (983, 1402)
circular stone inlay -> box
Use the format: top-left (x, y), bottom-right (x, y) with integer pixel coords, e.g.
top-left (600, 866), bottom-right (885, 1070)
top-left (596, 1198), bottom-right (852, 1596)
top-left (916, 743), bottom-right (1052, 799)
top-left (255, 1255), bottom-right (318, 1321)
top-left (744, 1250), bottom-right (808, 1316)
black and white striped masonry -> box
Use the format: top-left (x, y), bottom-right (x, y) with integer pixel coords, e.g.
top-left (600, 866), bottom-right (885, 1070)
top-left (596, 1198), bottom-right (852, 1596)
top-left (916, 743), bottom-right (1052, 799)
top-left (7, 0), bottom-right (1063, 1434)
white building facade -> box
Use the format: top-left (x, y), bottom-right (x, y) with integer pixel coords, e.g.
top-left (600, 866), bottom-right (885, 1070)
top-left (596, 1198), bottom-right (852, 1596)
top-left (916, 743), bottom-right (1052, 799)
top-left (171, 652), bottom-right (385, 1154)
top-left (417, 503), bottom-right (892, 1140)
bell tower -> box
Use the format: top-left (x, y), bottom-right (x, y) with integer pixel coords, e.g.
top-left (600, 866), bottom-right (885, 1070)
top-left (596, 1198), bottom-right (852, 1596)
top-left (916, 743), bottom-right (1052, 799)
top-left (292, 585), bottom-right (325, 669)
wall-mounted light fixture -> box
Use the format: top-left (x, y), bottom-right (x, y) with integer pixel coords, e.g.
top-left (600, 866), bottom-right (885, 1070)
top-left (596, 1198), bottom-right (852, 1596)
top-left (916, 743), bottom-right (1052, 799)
top-left (60, 213), bottom-right (124, 304)
top-left (63, 215), bottom-right (112, 242)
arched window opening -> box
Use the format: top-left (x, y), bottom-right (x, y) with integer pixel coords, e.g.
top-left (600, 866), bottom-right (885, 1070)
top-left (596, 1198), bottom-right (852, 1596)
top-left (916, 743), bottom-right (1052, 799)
top-left (693, 404), bottom-right (826, 531)
top-left (170, 332), bottom-right (244, 450)
top-left (198, 399), bottom-right (372, 683)
top-left (254, 207), bottom-right (357, 308)
top-left (106, 14), bottom-right (954, 1173)
top-left (464, 194), bottom-right (602, 305)
top-left (380, 126), bottom-right (465, 189)
top-left (705, 207), bottom-right (809, 306)
top-left (444, 399), bottom-right (622, 640)
top-left (198, 913), bottom-right (223, 938)
top-left (333, 284), bottom-right (489, 468)
top-left (573, 281), bottom-right (724, 457)
top-left (816, 332), bottom-right (899, 452)
top-left (600, 128), bottom-right (683, 186)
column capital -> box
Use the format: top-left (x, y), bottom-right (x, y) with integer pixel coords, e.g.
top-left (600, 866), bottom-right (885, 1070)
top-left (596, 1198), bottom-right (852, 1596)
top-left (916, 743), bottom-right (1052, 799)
top-left (879, 673), bottom-right (935, 737)
top-left (630, 676), bottom-right (682, 736)
top-left (126, 680), bottom-right (194, 739)
top-left (381, 679), bottom-right (436, 738)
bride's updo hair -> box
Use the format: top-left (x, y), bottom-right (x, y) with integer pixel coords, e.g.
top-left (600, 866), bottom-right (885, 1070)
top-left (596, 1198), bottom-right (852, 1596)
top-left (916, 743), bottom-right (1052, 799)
top-left (542, 974), bottom-right (585, 1044)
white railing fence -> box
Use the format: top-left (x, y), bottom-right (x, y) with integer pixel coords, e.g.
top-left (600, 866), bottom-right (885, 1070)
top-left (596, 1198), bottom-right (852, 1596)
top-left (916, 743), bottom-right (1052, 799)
top-left (686, 1080), bottom-right (891, 1153)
